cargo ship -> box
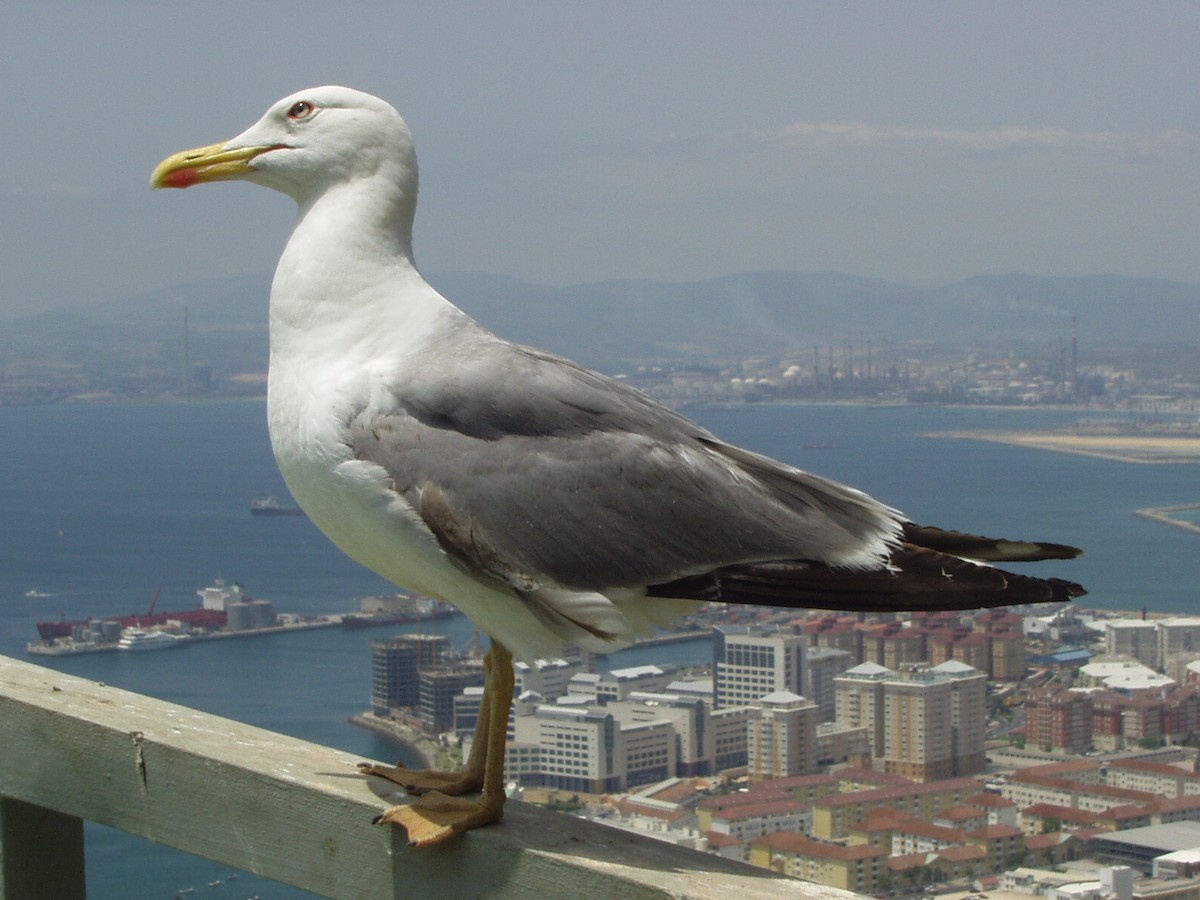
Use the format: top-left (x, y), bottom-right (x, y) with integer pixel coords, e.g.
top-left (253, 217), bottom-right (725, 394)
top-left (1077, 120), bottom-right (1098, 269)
top-left (250, 496), bottom-right (306, 517)
top-left (35, 606), bottom-right (226, 642)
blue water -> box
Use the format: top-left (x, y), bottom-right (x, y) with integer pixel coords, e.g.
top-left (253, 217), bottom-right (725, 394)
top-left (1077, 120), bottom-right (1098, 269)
top-left (1, 398), bottom-right (1197, 897)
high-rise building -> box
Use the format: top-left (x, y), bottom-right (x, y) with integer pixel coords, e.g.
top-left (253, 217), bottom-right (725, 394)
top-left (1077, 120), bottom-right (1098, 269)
top-left (803, 646), bottom-right (853, 723)
top-left (836, 660), bottom-right (986, 781)
top-left (747, 690), bottom-right (819, 781)
top-left (369, 633), bottom-right (449, 713)
top-left (834, 662), bottom-right (890, 757)
top-left (418, 664), bottom-right (484, 734)
top-left (935, 660), bottom-right (987, 777)
top-left (714, 625), bottom-right (807, 709)
top-left (881, 661), bottom-right (986, 781)
top-left (881, 673), bottom-right (953, 781)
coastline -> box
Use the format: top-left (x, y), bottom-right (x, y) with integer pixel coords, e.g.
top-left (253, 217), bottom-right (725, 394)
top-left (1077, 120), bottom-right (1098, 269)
top-left (349, 712), bottom-right (436, 768)
top-left (928, 430), bottom-right (1200, 464)
top-left (1135, 504), bottom-right (1200, 537)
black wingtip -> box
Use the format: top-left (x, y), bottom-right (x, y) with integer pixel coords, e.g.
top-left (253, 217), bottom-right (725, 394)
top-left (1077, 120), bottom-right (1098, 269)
top-left (902, 523), bottom-right (1083, 562)
top-left (650, 544), bottom-right (1084, 613)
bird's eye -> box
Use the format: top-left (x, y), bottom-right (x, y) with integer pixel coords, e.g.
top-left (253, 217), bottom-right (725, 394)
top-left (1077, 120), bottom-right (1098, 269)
top-left (287, 101), bottom-right (315, 120)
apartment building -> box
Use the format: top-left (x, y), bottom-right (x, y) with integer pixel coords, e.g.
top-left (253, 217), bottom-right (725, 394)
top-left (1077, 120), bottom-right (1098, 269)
top-left (834, 662), bottom-right (889, 756)
top-left (749, 832), bottom-right (886, 893)
top-left (811, 776), bottom-right (983, 840)
top-left (746, 690), bottom-right (818, 781)
top-left (713, 625), bottom-right (807, 709)
top-left (1107, 620), bottom-right (1161, 669)
top-left (1025, 685), bottom-right (1094, 754)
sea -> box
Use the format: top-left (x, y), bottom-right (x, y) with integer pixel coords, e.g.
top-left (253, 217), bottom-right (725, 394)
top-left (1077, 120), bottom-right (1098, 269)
top-left (1, 398), bottom-right (1197, 898)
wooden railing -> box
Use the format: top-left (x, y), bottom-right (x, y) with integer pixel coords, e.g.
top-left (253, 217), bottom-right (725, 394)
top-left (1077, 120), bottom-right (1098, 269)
top-left (0, 655), bottom-right (857, 899)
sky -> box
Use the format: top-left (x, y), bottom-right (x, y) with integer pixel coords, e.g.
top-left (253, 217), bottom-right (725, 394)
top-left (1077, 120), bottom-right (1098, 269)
top-left (0, 1), bottom-right (1197, 319)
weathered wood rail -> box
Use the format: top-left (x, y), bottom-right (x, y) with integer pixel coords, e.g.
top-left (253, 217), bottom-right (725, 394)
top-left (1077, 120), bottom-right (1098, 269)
top-left (0, 655), bottom-right (857, 899)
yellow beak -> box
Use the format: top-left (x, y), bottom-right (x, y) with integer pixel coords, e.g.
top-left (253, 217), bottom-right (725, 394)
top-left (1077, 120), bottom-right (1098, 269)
top-left (150, 141), bottom-right (279, 190)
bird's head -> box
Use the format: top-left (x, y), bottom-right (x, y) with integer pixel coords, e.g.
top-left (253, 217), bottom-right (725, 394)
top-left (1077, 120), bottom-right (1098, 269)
top-left (151, 86), bottom-right (418, 207)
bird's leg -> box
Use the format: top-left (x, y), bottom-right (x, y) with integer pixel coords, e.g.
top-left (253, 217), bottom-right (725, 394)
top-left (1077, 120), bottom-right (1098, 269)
top-left (373, 642), bottom-right (515, 846)
top-left (358, 650), bottom-right (493, 795)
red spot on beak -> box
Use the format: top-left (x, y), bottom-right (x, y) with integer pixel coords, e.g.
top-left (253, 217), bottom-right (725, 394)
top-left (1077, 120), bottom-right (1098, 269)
top-left (161, 168), bottom-right (199, 189)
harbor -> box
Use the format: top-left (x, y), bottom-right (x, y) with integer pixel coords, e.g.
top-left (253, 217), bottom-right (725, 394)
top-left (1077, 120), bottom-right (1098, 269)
top-left (25, 580), bottom-right (455, 656)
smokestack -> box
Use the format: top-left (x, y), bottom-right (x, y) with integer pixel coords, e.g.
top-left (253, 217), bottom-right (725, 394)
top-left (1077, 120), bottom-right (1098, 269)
top-left (182, 305), bottom-right (191, 400)
top-left (1071, 316), bottom-right (1079, 400)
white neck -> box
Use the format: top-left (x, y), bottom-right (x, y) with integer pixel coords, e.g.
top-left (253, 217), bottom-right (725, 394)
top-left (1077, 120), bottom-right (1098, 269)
top-left (267, 175), bottom-right (459, 366)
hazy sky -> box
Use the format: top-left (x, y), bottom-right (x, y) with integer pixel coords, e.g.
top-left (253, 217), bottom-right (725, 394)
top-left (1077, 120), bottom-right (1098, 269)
top-left (1, 2), bottom-right (1196, 319)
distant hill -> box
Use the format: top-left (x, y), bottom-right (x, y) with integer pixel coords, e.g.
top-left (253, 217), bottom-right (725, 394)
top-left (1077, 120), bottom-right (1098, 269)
top-left (3, 271), bottom-right (1197, 383)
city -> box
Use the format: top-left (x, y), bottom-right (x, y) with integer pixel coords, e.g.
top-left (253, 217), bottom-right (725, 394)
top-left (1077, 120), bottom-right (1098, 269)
top-left (360, 604), bottom-right (1200, 899)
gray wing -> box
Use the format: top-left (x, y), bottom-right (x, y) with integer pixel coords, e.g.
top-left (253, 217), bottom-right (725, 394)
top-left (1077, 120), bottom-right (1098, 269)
top-left (348, 334), bottom-right (902, 593)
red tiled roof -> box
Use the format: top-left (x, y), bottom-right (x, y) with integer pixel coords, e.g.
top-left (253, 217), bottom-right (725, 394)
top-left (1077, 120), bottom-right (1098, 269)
top-left (1016, 759), bottom-right (1101, 777)
top-left (712, 798), bottom-right (808, 822)
top-left (1020, 803), bottom-right (1095, 824)
top-left (966, 792), bottom-right (1016, 809)
top-left (703, 830), bottom-right (743, 848)
top-left (936, 805), bottom-right (987, 822)
top-left (896, 820), bottom-right (967, 843)
top-left (1098, 804), bottom-right (1153, 822)
top-left (755, 772), bottom-right (841, 791)
top-left (835, 767), bottom-right (912, 786)
top-left (1010, 771), bottom-right (1160, 806)
top-left (856, 808), bottom-right (908, 831)
top-left (752, 832), bottom-right (886, 860)
top-left (1109, 758), bottom-right (1200, 777)
top-left (888, 852), bottom-right (930, 872)
top-left (938, 844), bottom-right (987, 863)
top-left (1157, 794), bottom-right (1200, 812)
top-left (698, 789), bottom-right (790, 812)
top-left (1025, 832), bottom-right (1071, 850)
top-left (968, 823), bottom-right (1022, 840)
top-left (819, 777), bottom-right (982, 807)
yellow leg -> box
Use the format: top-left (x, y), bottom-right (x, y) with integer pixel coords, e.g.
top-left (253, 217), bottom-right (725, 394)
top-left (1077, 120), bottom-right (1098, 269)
top-left (367, 643), bottom-right (515, 846)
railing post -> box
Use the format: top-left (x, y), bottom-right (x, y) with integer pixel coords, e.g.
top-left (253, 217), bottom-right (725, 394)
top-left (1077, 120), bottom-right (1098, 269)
top-left (0, 796), bottom-right (86, 900)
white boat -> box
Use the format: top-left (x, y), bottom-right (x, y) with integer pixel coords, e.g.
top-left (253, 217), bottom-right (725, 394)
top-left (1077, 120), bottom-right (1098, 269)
top-left (117, 628), bottom-right (188, 652)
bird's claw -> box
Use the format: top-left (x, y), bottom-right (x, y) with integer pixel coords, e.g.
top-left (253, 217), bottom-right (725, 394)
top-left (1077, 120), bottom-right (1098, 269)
top-left (359, 761), bottom-right (483, 796)
top-left (375, 791), bottom-right (503, 847)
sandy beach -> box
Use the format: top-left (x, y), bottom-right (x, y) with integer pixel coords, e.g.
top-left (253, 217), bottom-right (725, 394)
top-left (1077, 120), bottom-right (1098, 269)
top-left (930, 430), bottom-right (1200, 464)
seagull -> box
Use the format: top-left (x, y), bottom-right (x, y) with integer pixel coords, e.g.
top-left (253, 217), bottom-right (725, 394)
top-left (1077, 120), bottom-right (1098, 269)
top-left (152, 86), bottom-right (1083, 846)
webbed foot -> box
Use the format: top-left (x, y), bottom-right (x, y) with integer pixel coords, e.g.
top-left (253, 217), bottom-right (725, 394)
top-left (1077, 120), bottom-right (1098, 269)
top-left (373, 790), bottom-right (504, 847)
